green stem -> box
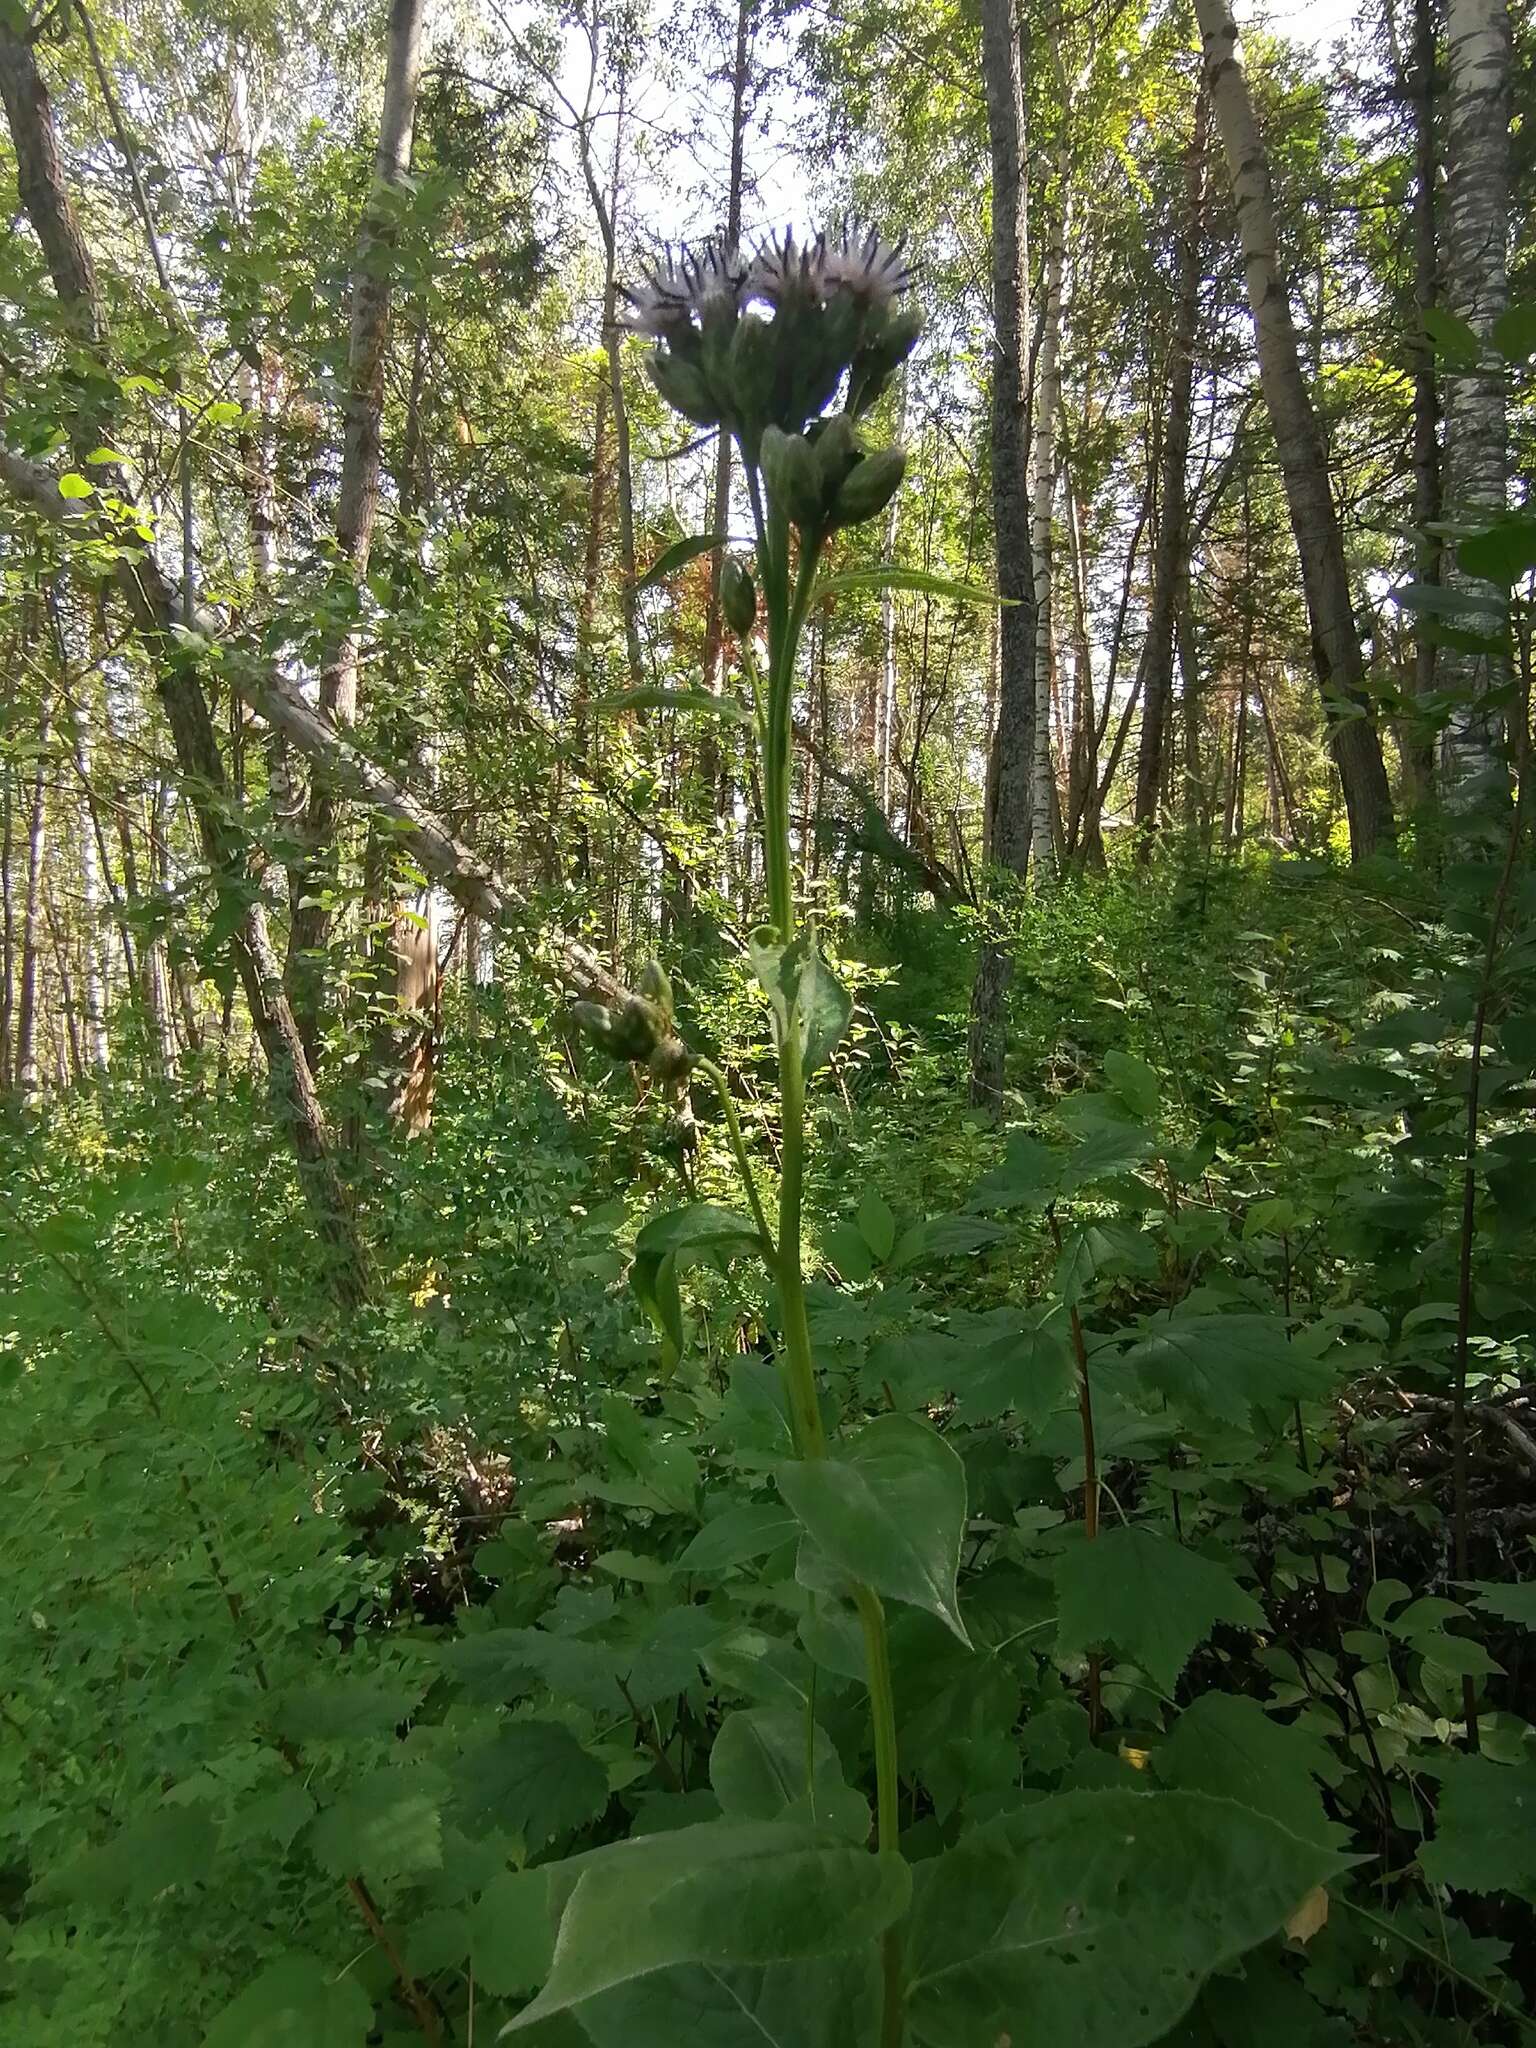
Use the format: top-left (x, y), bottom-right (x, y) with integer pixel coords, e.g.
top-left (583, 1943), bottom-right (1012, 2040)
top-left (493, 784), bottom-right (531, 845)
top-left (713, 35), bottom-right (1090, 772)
top-left (774, 1020), bottom-right (825, 1459)
top-left (740, 451), bottom-right (905, 2048)
top-left (855, 1583), bottom-right (905, 2048)
top-left (697, 1057), bottom-right (776, 1261)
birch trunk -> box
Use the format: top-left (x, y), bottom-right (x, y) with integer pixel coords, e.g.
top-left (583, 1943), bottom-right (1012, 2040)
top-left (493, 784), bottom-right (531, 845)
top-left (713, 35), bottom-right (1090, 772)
top-left (1193, 0), bottom-right (1396, 858)
top-left (286, 0), bottom-right (426, 1053)
top-left (1400, 0), bottom-right (1440, 804)
top-left (15, 685), bottom-right (50, 1106)
top-left (1439, 0), bottom-right (1511, 793)
top-left (970, 0), bottom-right (1036, 1112)
top-left (71, 689), bottom-right (109, 1069)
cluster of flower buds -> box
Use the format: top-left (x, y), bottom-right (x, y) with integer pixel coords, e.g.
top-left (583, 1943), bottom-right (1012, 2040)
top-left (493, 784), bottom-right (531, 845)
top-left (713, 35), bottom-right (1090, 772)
top-left (572, 962), bottom-right (692, 1085)
top-left (620, 221), bottom-right (920, 507)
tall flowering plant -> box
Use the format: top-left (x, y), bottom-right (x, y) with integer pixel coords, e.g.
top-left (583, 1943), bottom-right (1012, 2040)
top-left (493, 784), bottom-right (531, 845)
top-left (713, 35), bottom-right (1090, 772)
top-left (539, 228), bottom-right (965, 2048)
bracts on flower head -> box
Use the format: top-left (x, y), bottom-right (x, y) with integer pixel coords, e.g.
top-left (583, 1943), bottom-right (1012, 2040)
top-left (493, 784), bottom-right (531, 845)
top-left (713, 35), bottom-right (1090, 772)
top-left (814, 221), bottom-right (913, 309)
top-left (618, 237), bottom-right (746, 342)
top-left (621, 217), bottom-right (921, 451)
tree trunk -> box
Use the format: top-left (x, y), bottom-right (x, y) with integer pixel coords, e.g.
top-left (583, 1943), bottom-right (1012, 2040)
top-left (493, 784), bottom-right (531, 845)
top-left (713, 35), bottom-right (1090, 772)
top-left (577, 61), bottom-right (644, 690)
top-left (15, 685), bottom-right (51, 1107)
top-left (700, 0), bottom-right (753, 705)
top-left (1135, 91), bottom-right (1206, 842)
top-left (1028, 180), bottom-right (1065, 880)
top-left (970, 0), bottom-right (1036, 1113)
top-left (286, 0), bottom-right (426, 1054)
top-left (1400, 0), bottom-right (1441, 806)
top-left (1438, 0), bottom-right (1510, 794)
top-left (1193, 0), bottom-right (1396, 859)
top-left (0, 18), bottom-right (370, 1307)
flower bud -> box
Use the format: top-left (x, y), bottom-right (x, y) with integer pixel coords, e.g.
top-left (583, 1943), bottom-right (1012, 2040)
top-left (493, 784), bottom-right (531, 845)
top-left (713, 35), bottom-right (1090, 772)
top-left (812, 414), bottom-right (860, 497)
top-left (637, 959), bottom-right (675, 1022)
top-left (607, 996), bottom-right (663, 1062)
top-left (831, 445), bottom-right (907, 527)
top-left (572, 1001), bottom-right (616, 1051)
top-left (646, 350), bottom-right (721, 427)
top-left (846, 305), bottom-right (924, 418)
top-left (721, 557), bottom-right (757, 635)
top-left (761, 426), bottom-right (825, 532)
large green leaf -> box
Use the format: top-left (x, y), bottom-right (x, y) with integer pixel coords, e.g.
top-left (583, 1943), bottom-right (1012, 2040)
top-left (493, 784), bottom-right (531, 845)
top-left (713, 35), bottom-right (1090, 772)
top-left (203, 1953), bottom-right (372, 2048)
top-left (308, 1765), bottom-right (444, 1887)
top-left (1154, 1692), bottom-right (1342, 1845)
top-left (631, 1204), bottom-right (764, 1365)
top-left (678, 1501), bottom-right (800, 1573)
top-left (1420, 1756), bottom-right (1536, 1899)
top-left (1124, 1313), bottom-right (1335, 1429)
top-left (570, 1952), bottom-right (878, 2048)
top-left (39, 1805), bottom-right (217, 1908)
top-left (906, 1789), bottom-right (1353, 2048)
top-left (748, 928), bottom-right (853, 1075)
top-left (451, 1720), bottom-right (609, 1848)
top-left (709, 1707), bottom-right (868, 1840)
top-left (1463, 1580), bottom-right (1536, 1631)
top-left (1457, 512), bottom-right (1536, 585)
top-left (1053, 1526), bottom-right (1263, 1691)
top-left (503, 1822), bottom-right (910, 2030)
top-left (776, 1414), bottom-right (970, 1644)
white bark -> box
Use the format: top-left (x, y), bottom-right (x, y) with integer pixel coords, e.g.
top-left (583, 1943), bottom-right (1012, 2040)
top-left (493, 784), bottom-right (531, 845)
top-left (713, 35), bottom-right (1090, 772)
top-left (1439, 0), bottom-right (1511, 793)
top-left (71, 689), bottom-right (109, 1069)
top-left (16, 687), bottom-right (50, 1106)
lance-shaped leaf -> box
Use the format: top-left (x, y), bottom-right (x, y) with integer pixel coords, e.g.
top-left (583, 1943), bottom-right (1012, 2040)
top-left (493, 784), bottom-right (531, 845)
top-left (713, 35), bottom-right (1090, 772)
top-left (595, 685), bottom-right (753, 724)
top-left (632, 1204), bottom-right (765, 1366)
top-left (748, 928), bottom-right (853, 1075)
top-left (814, 564), bottom-right (1009, 606)
top-left (635, 531), bottom-right (726, 590)
top-left (502, 1821), bottom-right (910, 2029)
top-left (906, 1789), bottom-right (1356, 2048)
top-left (776, 1413), bottom-right (970, 1644)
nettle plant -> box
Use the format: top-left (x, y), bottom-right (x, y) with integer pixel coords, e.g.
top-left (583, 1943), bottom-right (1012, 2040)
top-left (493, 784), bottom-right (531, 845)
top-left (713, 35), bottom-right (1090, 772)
top-left (525, 229), bottom-right (1355, 2048)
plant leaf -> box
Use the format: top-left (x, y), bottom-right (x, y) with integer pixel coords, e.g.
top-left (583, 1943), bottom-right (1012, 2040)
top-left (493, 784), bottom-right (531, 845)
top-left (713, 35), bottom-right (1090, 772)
top-left (503, 1821), bottom-right (910, 2029)
top-left (678, 1502), bottom-right (800, 1573)
top-left (1421, 306), bottom-right (1484, 365)
top-left (636, 532), bottom-right (725, 590)
top-left (1053, 1526), bottom-right (1263, 1691)
top-left (1155, 1692), bottom-right (1342, 1845)
top-left (1457, 514), bottom-right (1536, 586)
top-left (814, 564), bottom-right (1008, 606)
top-left (1124, 1312), bottom-right (1335, 1429)
top-left (450, 1720), bottom-right (608, 1848)
top-left (776, 1413), bottom-right (970, 1644)
top-left (203, 1953), bottom-right (372, 2048)
top-left (594, 686), bottom-right (752, 724)
top-left (906, 1789), bottom-right (1354, 2048)
top-left (709, 1708), bottom-right (868, 1839)
top-left (1462, 1580), bottom-right (1536, 1631)
top-left (631, 1203), bottom-right (764, 1365)
top-left (1419, 1755), bottom-right (1536, 1898)
top-left (570, 1952), bottom-right (879, 2048)
top-left (748, 929), bottom-right (852, 1075)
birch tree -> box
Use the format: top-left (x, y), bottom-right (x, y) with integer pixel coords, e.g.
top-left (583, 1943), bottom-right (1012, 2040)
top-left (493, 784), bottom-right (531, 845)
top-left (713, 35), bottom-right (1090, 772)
top-left (1438, 0), bottom-right (1511, 794)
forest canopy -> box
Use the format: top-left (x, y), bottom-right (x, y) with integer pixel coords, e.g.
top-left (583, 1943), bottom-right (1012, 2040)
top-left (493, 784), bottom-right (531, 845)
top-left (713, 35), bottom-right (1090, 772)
top-left (1, 0), bottom-right (1534, 2041)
